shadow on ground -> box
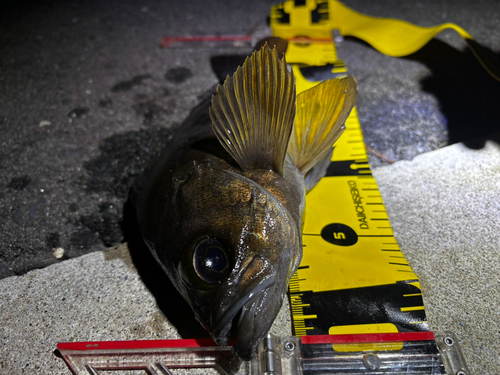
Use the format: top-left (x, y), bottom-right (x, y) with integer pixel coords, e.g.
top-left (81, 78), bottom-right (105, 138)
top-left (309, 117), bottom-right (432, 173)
top-left (404, 39), bottom-right (500, 148)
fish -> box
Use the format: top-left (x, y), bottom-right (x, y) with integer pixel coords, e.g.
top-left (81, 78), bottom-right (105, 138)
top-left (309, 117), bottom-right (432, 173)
top-left (133, 45), bottom-right (357, 360)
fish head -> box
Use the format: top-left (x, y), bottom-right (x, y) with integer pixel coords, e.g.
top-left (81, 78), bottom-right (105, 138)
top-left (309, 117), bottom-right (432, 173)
top-left (167, 164), bottom-right (301, 360)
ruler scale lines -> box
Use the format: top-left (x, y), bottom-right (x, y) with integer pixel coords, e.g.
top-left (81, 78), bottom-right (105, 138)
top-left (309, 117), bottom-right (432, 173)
top-left (389, 262), bottom-right (410, 266)
top-left (280, 25), bottom-right (428, 342)
top-left (358, 235), bottom-right (394, 237)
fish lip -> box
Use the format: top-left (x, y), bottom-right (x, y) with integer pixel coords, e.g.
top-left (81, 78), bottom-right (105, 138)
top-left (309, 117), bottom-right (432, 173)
top-left (212, 273), bottom-right (276, 346)
top-left (233, 291), bottom-right (268, 361)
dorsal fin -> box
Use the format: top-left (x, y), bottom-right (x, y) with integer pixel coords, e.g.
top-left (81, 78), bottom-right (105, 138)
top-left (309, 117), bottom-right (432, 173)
top-left (209, 45), bottom-right (296, 176)
top-left (287, 77), bottom-right (357, 174)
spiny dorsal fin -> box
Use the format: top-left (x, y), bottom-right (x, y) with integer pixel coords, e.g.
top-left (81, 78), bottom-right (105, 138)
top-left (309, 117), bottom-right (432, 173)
top-left (209, 45), bottom-right (296, 176)
top-left (287, 77), bottom-right (357, 174)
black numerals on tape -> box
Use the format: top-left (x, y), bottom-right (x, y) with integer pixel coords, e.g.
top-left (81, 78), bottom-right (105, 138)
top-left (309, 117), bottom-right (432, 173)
top-left (321, 223), bottom-right (358, 246)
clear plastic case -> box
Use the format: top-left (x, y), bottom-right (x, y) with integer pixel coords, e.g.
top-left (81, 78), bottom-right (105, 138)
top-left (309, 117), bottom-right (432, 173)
top-left (57, 331), bottom-right (469, 374)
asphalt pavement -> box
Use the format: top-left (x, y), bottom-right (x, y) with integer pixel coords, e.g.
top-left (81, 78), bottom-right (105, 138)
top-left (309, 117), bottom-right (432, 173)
top-left (1, 0), bottom-right (499, 278)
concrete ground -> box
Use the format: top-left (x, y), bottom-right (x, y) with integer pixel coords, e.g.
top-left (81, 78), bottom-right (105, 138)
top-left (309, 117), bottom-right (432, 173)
top-left (1, 0), bottom-right (499, 374)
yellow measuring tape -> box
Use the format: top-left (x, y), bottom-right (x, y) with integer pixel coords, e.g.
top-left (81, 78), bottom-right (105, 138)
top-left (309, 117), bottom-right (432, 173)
top-left (270, 0), bottom-right (447, 349)
top-left (272, 0), bottom-right (500, 80)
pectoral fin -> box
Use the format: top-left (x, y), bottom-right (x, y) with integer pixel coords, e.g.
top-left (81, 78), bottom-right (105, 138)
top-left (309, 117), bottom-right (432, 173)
top-left (287, 77), bottom-right (357, 175)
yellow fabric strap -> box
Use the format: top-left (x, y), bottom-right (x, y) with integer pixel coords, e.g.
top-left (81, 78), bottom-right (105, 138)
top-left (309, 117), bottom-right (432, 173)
top-left (329, 0), bottom-right (499, 81)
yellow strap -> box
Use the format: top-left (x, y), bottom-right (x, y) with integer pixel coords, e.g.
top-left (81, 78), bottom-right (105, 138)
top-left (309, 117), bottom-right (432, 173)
top-left (329, 0), bottom-right (500, 81)
top-left (330, 1), bottom-right (470, 56)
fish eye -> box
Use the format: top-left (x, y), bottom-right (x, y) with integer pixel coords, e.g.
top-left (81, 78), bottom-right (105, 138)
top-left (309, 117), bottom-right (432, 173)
top-left (193, 238), bottom-right (230, 284)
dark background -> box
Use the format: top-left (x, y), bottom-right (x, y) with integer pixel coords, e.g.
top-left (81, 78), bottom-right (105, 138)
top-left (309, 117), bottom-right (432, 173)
top-left (1, 0), bottom-right (499, 279)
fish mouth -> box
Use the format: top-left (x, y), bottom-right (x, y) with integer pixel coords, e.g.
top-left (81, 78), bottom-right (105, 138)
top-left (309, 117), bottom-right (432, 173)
top-left (212, 275), bottom-right (278, 360)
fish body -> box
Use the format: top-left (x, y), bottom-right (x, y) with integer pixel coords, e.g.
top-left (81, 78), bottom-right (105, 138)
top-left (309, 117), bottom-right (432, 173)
top-left (134, 46), bottom-right (356, 360)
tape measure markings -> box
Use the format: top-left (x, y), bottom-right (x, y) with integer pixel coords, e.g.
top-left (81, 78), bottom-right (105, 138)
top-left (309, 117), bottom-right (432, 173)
top-left (271, 0), bottom-right (429, 342)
